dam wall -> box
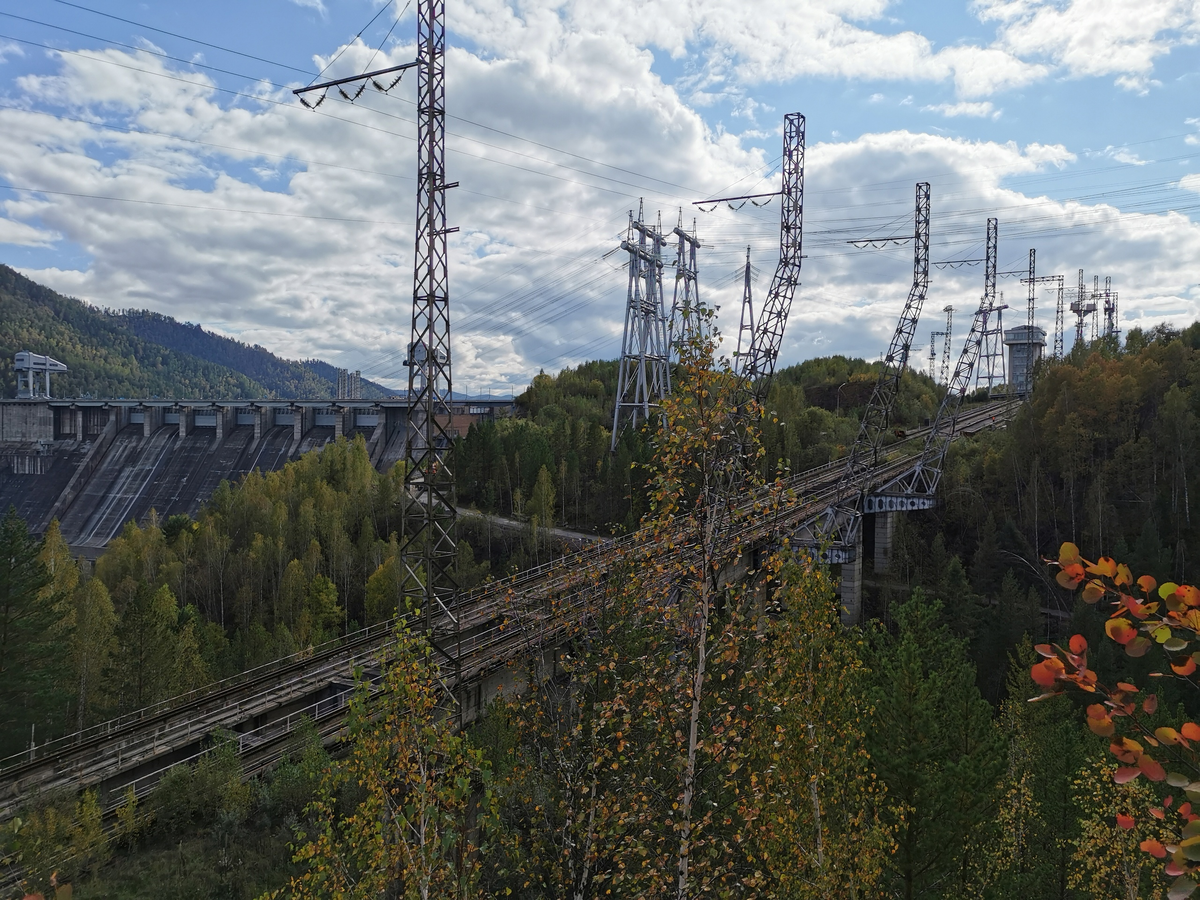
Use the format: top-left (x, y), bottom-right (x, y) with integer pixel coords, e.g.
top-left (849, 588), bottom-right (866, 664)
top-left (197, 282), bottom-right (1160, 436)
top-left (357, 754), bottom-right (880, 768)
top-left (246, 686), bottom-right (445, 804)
top-left (0, 398), bottom-right (512, 550)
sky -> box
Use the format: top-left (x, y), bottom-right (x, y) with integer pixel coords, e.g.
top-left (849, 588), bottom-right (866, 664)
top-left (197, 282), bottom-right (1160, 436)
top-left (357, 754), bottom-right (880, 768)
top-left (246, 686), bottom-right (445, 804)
top-left (0, 0), bottom-right (1198, 394)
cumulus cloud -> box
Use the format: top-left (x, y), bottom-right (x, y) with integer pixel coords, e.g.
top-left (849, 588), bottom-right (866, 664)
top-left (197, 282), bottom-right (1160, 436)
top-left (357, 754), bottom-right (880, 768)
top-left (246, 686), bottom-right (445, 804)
top-left (0, 217), bottom-right (58, 247)
top-left (976, 0), bottom-right (1200, 90)
top-left (1182, 173), bottom-right (1200, 194)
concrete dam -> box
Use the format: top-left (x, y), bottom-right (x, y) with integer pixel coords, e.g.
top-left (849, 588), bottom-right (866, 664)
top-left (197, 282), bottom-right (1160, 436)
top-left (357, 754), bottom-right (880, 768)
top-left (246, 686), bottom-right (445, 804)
top-left (0, 397), bottom-right (512, 551)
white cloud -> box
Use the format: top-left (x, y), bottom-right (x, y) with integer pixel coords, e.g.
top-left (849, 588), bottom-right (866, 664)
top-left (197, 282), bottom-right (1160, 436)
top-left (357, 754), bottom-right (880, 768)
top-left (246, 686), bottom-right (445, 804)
top-left (0, 42), bottom-right (23, 64)
top-left (1101, 146), bottom-right (1150, 165)
top-left (289, 0), bottom-right (328, 16)
top-left (976, 0), bottom-right (1200, 90)
top-left (923, 101), bottom-right (999, 118)
top-left (0, 217), bottom-right (58, 247)
top-left (0, 11), bottom-right (1198, 390)
top-left (1182, 173), bottom-right (1200, 194)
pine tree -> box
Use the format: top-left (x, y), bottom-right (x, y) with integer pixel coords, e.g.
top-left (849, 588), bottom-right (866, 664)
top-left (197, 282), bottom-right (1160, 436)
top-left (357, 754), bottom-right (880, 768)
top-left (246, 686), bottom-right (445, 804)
top-left (983, 640), bottom-right (1084, 900)
top-left (868, 589), bottom-right (1005, 899)
top-left (0, 506), bottom-right (54, 756)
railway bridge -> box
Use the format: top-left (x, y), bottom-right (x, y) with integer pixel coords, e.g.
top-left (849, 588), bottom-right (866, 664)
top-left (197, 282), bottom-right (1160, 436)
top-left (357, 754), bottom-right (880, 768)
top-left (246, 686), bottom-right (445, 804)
top-left (0, 396), bottom-right (1016, 832)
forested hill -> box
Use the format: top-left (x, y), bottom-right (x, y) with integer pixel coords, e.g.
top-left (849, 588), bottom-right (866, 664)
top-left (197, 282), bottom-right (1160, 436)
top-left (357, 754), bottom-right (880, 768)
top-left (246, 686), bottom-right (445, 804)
top-left (0, 264), bottom-right (388, 400)
top-left (112, 310), bottom-right (391, 399)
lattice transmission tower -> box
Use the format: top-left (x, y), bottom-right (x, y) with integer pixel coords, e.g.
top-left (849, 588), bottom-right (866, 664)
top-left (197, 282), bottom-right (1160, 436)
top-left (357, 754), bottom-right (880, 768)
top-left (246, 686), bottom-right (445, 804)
top-left (292, 0), bottom-right (458, 648)
top-left (929, 330), bottom-right (945, 382)
top-left (735, 246), bottom-right (755, 366)
top-left (940, 305), bottom-right (953, 385)
top-left (974, 219), bottom-right (1006, 396)
top-left (611, 201), bottom-right (671, 451)
top-left (726, 114), bottom-right (805, 393)
top-left (670, 211), bottom-right (702, 352)
top-left (401, 0), bottom-right (461, 651)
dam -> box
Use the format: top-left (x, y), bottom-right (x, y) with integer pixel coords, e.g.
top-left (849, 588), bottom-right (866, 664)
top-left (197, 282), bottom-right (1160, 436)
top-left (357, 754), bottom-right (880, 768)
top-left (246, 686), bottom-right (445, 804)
top-left (0, 396), bottom-right (513, 551)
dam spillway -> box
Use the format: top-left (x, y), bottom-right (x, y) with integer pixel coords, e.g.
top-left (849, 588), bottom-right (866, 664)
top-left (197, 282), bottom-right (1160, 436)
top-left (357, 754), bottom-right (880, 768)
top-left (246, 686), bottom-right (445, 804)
top-left (0, 397), bottom-right (512, 550)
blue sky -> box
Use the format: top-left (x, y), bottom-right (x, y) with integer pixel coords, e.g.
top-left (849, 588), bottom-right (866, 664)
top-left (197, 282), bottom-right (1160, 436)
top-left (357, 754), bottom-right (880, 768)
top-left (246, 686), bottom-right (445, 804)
top-left (0, 0), bottom-right (1197, 392)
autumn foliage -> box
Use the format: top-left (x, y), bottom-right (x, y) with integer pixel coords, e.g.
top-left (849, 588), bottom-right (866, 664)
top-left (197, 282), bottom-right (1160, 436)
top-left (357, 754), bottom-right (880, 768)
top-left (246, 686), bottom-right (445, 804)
top-left (1038, 541), bottom-right (1200, 898)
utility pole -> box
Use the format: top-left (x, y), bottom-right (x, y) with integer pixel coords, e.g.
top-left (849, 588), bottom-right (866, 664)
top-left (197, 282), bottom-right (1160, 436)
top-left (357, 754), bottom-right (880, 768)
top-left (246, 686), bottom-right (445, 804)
top-left (670, 210), bottom-right (702, 353)
top-left (611, 201), bottom-right (671, 451)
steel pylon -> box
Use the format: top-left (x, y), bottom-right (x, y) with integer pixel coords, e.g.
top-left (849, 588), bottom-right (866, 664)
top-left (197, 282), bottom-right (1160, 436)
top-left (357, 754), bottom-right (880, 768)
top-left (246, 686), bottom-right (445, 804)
top-left (611, 202), bottom-right (671, 451)
top-left (401, 0), bottom-right (460, 657)
top-left (736, 113), bottom-right (805, 394)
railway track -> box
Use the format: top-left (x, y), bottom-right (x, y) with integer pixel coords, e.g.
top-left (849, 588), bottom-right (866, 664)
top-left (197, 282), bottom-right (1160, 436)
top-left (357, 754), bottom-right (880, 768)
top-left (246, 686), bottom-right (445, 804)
top-left (0, 398), bottom-right (1018, 828)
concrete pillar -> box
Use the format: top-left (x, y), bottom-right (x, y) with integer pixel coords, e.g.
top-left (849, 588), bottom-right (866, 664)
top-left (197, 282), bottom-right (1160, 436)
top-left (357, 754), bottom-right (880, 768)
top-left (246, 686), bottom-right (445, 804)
top-left (839, 549), bottom-right (863, 627)
top-left (334, 405), bottom-right (344, 439)
top-left (254, 406), bottom-right (264, 441)
top-left (292, 405), bottom-right (303, 444)
top-left (73, 407), bottom-right (83, 441)
top-left (178, 407), bottom-right (189, 439)
top-left (873, 511), bottom-right (898, 574)
top-left (214, 407), bottom-right (225, 443)
top-left (140, 404), bottom-right (152, 437)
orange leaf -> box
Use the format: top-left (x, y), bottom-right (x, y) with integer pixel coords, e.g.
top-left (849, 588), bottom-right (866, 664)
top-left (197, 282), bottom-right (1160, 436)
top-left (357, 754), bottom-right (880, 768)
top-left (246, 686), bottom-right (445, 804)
top-left (1181, 803), bottom-right (1194, 818)
top-left (1059, 542), bottom-right (1082, 565)
top-left (1142, 838), bottom-right (1169, 858)
top-left (1058, 567), bottom-right (1085, 589)
top-left (1162, 581), bottom-right (1182, 600)
top-left (1117, 681), bottom-right (1139, 692)
top-left (1145, 695), bottom-right (1160, 714)
top-left (1117, 813), bottom-right (1136, 829)
top-left (1031, 661), bottom-right (1060, 687)
top-left (1082, 580), bottom-right (1106, 603)
top-left (1116, 563), bottom-right (1134, 586)
top-left (1152, 807), bottom-right (1168, 820)
top-left (1141, 755), bottom-right (1168, 782)
top-left (1089, 716), bottom-right (1115, 737)
top-left (1182, 723), bottom-right (1200, 742)
top-left (1087, 703), bottom-right (1109, 720)
top-left (1173, 657), bottom-right (1198, 677)
top-left (1107, 618), bottom-right (1138, 645)
top-left (1034, 643), bottom-right (1056, 658)
top-left (1115, 767), bottom-right (1142, 784)
top-left (1181, 585), bottom-right (1200, 607)
top-left (1089, 557), bottom-right (1118, 577)
top-left (1070, 634), bottom-right (1089, 655)
top-left (1140, 575), bottom-right (1159, 595)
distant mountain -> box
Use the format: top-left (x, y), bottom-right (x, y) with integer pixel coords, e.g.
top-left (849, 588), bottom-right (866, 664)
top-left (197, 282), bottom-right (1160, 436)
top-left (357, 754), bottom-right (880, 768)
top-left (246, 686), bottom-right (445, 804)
top-left (0, 264), bottom-right (389, 400)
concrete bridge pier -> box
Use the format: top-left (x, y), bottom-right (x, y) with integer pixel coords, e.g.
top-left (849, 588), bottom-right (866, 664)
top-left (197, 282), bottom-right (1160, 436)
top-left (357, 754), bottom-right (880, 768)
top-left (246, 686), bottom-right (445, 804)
top-left (873, 510), bottom-right (899, 574)
top-left (839, 548), bottom-right (863, 627)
